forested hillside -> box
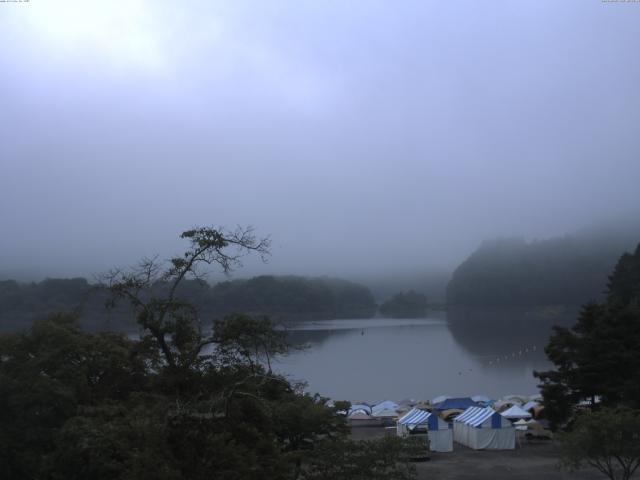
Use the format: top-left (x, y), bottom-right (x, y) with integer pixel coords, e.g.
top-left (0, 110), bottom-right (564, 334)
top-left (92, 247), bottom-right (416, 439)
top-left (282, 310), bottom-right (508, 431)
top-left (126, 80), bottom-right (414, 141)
top-left (207, 275), bottom-right (376, 319)
top-left (379, 290), bottom-right (428, 318)
top-left (0, 275), bottom-right (377, 331)
top-left (447, 226), bottom-right (640, 307)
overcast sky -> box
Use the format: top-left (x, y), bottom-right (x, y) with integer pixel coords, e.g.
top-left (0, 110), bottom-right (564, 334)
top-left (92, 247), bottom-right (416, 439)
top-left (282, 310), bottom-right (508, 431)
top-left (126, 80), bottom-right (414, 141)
top-left (1, 0), bottom-right (639, 281)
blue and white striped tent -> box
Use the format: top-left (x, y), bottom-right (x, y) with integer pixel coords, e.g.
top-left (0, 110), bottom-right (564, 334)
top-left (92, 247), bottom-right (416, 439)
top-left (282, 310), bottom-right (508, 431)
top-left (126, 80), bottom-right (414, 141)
top-left (453, 407), bottom-right (515, 450)
top-left (396, 408), bottom-right (453, 452)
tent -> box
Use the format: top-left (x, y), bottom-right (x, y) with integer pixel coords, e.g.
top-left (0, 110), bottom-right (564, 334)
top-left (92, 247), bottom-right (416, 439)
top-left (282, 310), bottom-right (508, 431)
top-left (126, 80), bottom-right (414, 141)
top-left (513, 419), bottom-right (528, 431)
top-left (494, 400), bottom-right (519, 412)
top-left (453, 406), bottom-right (515, 450)
top-left (471, 394), bottom-right (492, 404)
top-left (372, 407), bottom-right (399, 418)
top-left (431, 395), bottom-right (451, 405)
top-left (348, 403), bottom-right (372, 415)
top-left (371, 400), bottom-right (399, 416)
top-left (501, 394), bottom-right (527, 405)
top-left (500, 405), bottom-right (532, 420)
top-left (440, 408), bottom-right (464, 421)
top-left (396, 408), bottom-right (453, 452)
top-left (435, 397), bottom-right (479, 411)
top-left (522, 401), bottom-right (539, 413)
top-left (398, 398), bottom-right (417, 407)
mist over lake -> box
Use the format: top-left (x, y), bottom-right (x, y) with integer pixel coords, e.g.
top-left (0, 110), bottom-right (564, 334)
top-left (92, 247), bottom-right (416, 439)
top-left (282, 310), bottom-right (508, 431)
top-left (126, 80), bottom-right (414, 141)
top-left (276, 308), bottom-right (571, 402)
top-left (2, 2), bottom-right (640, 478)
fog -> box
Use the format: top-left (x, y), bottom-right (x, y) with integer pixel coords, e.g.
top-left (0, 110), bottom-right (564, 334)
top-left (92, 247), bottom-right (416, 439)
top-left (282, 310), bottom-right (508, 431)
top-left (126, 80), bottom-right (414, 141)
top-left (1, 0), bottom-right (639, 282)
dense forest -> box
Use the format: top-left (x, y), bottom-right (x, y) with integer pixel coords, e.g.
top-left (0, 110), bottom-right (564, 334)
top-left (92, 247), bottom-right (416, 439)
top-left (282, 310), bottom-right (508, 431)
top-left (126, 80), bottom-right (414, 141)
top-left (0, 275), bottom-right (377, 332)
top-left (208, 276), bottom-right (376, 319)
top-left (379, 291), bottom-right (428, 318)
top-left (447, 226), bottom-right (640, 307)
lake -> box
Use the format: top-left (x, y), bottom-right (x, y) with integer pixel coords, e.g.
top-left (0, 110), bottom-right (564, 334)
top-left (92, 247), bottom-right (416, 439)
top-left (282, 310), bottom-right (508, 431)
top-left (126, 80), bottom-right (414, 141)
top-left (275, 307), bottom-right (576, 403)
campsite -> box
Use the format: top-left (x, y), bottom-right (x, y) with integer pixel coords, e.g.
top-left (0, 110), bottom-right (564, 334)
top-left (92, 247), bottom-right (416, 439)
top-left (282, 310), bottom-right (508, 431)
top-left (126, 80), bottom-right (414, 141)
top-left (347, 395), bottom-right (605, 479)
top-left (2, 2), bottom-right (639, 479)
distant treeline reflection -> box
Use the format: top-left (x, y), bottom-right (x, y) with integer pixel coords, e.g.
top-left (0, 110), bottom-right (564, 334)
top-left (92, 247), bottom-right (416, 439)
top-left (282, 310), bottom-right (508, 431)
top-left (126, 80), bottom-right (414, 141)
top-left (446, 306), bottom-right (577, 360)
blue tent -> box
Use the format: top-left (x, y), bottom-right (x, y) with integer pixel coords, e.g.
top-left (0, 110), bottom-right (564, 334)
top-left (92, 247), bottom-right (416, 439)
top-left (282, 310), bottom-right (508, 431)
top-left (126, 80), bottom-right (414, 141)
top-left (435, 397), bottom-right (479, 411)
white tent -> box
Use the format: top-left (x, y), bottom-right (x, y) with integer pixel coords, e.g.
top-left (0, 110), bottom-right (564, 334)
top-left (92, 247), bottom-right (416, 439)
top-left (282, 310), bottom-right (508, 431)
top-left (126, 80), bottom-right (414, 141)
top-left (522, 401), bottom-right (539, 412)
top-left (513, 419), bottom-right (529, 431)
top-left (500, 405), bottom-right (532, 420)
top-left (501, 394), bottom-right (527, 405)
top-left (372, 407), bottom-right (399, 418)
top-left (397, 408), bottom-right (453, 452)
top-left (371, 400), bottom-right (399, 416)
top-left (348, 403), bottom-right (372, 416)
top-left (453, 407), bottom-right (515, 450)
top-left (471, 394), bottom-right (492, 404)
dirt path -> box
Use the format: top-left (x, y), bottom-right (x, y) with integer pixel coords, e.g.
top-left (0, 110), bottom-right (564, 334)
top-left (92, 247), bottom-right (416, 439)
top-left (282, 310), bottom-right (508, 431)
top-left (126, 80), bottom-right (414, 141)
top-left (350, 426), bottom-right (612, 480)
top-left (415, 442), bottom-right (603, 480)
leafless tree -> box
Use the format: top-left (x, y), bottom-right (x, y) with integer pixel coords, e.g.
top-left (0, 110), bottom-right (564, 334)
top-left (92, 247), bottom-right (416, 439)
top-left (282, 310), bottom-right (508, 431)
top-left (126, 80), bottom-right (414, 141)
top-left (103, 226), bottom-right (270, 370)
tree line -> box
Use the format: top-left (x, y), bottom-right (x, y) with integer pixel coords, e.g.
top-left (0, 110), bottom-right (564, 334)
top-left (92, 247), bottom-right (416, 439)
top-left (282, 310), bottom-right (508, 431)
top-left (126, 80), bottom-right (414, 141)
top-left (0, 274), bottom-right (380, 332)
top-left (0, 274), bottom-right (436, 332)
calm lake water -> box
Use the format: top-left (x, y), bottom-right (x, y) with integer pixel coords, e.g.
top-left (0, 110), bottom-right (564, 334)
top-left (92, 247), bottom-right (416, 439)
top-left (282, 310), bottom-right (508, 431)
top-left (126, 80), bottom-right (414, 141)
top-left (275, 307), bottom-right (576, 403)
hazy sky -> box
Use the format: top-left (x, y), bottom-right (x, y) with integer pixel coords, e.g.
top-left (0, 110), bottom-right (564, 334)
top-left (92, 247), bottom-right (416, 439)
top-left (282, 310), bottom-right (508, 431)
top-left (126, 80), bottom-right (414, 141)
top-left (1, 0), bottom-right (639, 280)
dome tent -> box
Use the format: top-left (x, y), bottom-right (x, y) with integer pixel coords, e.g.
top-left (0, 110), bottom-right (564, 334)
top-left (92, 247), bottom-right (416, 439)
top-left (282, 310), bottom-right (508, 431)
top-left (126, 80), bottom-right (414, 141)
top-left (434, 397), bottom-right (479, 411)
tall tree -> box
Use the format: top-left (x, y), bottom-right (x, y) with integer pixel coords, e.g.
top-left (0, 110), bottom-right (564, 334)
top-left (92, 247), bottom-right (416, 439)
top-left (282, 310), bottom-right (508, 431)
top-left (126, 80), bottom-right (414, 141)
top-left (535, 243), bottom-right (640, 427)
top-left (104, 226), bottom-right (270, 374)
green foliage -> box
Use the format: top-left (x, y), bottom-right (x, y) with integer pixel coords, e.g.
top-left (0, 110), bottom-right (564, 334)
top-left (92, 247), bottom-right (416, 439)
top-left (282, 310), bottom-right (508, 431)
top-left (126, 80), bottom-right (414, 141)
top-left (379, 290), bottom-right (428, 318)
top-left (560, 407), bottom-right (640, 480)
top-left (0, 314), bottom-right (147, 479)
top-left (607, 243), bottom-right (640, 307)
top-left (212, 314), bottom-right (289, 372)
top-left (0, 227), bottom-right (415, 480)
top-left (301, 436), bottom-right (421, 480)
top-left (1, 313), bottom-right (408, 480)
top-left (535, 243), bottom-right (640, 428)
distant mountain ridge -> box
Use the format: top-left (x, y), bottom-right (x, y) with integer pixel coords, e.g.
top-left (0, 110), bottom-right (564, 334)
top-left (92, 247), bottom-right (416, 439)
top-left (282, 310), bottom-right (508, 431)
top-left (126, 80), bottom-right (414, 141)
top-left (447, 225), bottom-right (640, 307)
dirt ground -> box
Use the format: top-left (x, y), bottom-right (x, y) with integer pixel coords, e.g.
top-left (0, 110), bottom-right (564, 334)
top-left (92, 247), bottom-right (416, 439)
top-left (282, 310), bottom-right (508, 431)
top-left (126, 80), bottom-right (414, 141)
top-left (351, 426), bottom-right (611, 480)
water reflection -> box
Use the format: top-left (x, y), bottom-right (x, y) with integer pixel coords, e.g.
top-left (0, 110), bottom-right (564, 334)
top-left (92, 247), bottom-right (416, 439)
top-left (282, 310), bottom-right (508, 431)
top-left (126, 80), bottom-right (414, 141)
top-left (446, 306), bottom-right (577, 358)
top-left (275, 308), bottom-right (578, 402)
